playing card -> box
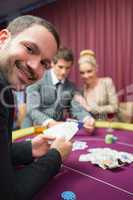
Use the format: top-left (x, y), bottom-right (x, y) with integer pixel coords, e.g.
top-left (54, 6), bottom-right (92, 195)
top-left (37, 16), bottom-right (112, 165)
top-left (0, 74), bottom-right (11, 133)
top-left (72, 141), bottom-right (88, 151)
top-left (43, 122), bottom-right (79, 141)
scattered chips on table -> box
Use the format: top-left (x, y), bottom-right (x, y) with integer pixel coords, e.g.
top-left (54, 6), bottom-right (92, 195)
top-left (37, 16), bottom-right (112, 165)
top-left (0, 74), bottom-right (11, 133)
top-left (79, 148), bottom-right (133, 169)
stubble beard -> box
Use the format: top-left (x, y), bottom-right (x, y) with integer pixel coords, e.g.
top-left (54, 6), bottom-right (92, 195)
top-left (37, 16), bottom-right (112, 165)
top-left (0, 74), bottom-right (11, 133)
top-left (0, 50), bottom-right (14, 83)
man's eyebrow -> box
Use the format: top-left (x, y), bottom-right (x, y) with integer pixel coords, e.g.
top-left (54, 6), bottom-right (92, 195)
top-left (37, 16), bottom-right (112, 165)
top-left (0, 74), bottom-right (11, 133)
top-left (58, 65), bottom-right (71, 69)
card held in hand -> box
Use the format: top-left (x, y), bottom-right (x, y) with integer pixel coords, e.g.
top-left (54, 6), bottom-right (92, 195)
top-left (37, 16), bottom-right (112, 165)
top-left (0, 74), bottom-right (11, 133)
top-left (43, 122), bottom-right (79, 141)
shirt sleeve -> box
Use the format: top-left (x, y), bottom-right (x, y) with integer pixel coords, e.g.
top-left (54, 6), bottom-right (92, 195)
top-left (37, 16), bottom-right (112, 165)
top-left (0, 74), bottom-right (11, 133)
top-left (11, 141), bottom-right (33, 165)
top-left (26, 83), bottom-right (53, 125)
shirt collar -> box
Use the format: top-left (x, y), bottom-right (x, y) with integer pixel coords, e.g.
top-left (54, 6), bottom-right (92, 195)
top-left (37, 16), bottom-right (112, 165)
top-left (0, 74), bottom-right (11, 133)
top-left (51, 69), bottom-right (65, 85)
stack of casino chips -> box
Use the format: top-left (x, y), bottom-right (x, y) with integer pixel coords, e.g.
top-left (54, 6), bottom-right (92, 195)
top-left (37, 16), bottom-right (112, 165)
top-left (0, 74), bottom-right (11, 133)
top-left (105, 134), bottom-right (118, 144)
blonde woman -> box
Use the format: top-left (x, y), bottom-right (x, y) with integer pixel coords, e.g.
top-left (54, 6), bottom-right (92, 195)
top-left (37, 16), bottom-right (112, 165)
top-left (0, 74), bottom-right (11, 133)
top-left (74, 50), bottom-right (118, 120)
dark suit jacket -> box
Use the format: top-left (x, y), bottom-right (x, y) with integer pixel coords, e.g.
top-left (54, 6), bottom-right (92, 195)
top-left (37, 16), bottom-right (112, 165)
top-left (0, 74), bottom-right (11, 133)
top-left (0, 72), bottom-right (61, 200)
top-left (26, 70), bottom-right (90, 125)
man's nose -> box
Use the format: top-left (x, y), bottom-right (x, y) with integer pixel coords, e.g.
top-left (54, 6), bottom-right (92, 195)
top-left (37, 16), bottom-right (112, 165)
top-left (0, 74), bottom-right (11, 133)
top-left (27, 58), bottom-right (44, 79)
top-left (27, 57), bottom-right (41, 70)
top-left (83, 73), bottom-right (89, 79)
top-left (61, 69), bottom-right (67, 75)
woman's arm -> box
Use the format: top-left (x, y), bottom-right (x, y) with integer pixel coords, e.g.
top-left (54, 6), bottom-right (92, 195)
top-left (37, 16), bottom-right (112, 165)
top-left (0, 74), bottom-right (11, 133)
top-left (95, 78), bottom-right (118, 114)
top-left (73, 78), bottom-right (118, 115)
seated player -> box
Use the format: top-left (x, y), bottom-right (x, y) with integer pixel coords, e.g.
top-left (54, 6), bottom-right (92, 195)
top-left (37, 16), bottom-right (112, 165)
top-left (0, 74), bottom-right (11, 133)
top-left (73, 50), bottom-right (118, 120)
top-left (23, 47), bottom-right (95, 133)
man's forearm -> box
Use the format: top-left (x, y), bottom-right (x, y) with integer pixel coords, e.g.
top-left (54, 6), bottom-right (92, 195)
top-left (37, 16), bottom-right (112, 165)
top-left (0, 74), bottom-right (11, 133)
top-left (29, 109), bottom-right (52, 125)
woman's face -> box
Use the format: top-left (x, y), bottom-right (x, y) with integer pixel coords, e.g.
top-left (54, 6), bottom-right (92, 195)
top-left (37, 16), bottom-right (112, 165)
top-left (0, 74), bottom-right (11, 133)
top-left (79, 62), bottom-right (97, 85)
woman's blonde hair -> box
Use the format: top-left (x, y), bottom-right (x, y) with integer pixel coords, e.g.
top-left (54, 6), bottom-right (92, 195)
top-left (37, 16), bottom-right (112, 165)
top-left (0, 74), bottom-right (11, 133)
top-left (78, 49), bottom-right (97, 67)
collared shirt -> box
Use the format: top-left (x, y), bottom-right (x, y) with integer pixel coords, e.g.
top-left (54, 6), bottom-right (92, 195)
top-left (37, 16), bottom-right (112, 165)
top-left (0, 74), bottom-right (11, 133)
top-left (51, 69), bottom-right (65, 86)
top-left (42, 69), bottom-right (65, 126)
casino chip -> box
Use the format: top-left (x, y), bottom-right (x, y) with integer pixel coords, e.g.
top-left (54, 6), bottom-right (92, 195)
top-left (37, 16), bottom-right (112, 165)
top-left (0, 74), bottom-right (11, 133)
top-left (61, 191), bottom-right (76, 200)
top-left (105, 134), bottom-right (118, 144)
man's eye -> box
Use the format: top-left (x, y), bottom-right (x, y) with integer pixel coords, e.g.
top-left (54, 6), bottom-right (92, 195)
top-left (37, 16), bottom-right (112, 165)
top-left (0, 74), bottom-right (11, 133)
top-left (59, 66), bottom-right (63, 69)
top-left (87, 70), bottom-right (92, 73)
top-left (26, 46), bottom-right (34, 54)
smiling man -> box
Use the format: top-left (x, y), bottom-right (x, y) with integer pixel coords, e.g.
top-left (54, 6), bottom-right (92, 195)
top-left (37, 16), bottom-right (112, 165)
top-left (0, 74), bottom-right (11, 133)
top-left (0, 16), bottom-right (58, 90)
top-left (0, 15), bottom-right (72, 200)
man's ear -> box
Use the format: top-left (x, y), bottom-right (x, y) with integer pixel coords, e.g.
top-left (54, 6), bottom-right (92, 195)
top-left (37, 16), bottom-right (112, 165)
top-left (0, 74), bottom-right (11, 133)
top-left (0, 29), bottom-right (11, 47)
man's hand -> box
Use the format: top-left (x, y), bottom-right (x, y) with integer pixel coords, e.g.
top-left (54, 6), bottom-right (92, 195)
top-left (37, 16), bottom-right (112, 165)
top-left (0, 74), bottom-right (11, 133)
top-left (50, 137), bottom-right (72, 161)
top-left (47, 120), bottom-right (64, 128)
top-left (83, 117), bottom-right (95, 134)
top-left (31, 134), bottom-right (55, 158)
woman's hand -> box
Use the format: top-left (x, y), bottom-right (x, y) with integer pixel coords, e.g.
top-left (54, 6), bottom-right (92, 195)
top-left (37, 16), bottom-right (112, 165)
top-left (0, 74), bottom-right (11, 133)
top-left (83, 117), bottom-right (95, 134)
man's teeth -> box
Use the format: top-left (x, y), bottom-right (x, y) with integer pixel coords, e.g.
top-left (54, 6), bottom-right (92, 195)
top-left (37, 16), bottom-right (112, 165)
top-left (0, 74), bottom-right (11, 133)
top-left (16, 61), bottom-right (37, 81)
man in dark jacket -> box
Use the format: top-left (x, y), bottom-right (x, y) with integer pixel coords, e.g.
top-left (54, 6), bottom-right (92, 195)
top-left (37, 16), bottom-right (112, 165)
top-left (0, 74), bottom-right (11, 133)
top-left (0, 15), bottom-right (72, 200)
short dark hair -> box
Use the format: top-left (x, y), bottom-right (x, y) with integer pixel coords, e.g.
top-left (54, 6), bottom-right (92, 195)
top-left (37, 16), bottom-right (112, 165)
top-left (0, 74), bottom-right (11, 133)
top-left (52, 47), bottom-right (74, 64)
top-left (7, 15), bottom-right (60, 49)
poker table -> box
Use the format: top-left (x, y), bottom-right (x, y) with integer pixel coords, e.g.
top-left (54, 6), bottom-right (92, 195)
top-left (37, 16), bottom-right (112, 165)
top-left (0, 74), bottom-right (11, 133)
top-left (33, 127), bottom-right (133, 200)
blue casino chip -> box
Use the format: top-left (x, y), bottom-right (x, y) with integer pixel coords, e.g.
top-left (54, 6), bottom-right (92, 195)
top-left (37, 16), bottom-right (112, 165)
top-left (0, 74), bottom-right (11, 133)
top-left (61, 191), bottom-right (76, 200)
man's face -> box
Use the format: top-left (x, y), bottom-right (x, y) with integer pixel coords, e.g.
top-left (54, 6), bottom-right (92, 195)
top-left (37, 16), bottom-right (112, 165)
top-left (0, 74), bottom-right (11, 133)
top-left (0, 24), bottom-right (57, 90)
top-left (52, 59), bottom-right (72, 80)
